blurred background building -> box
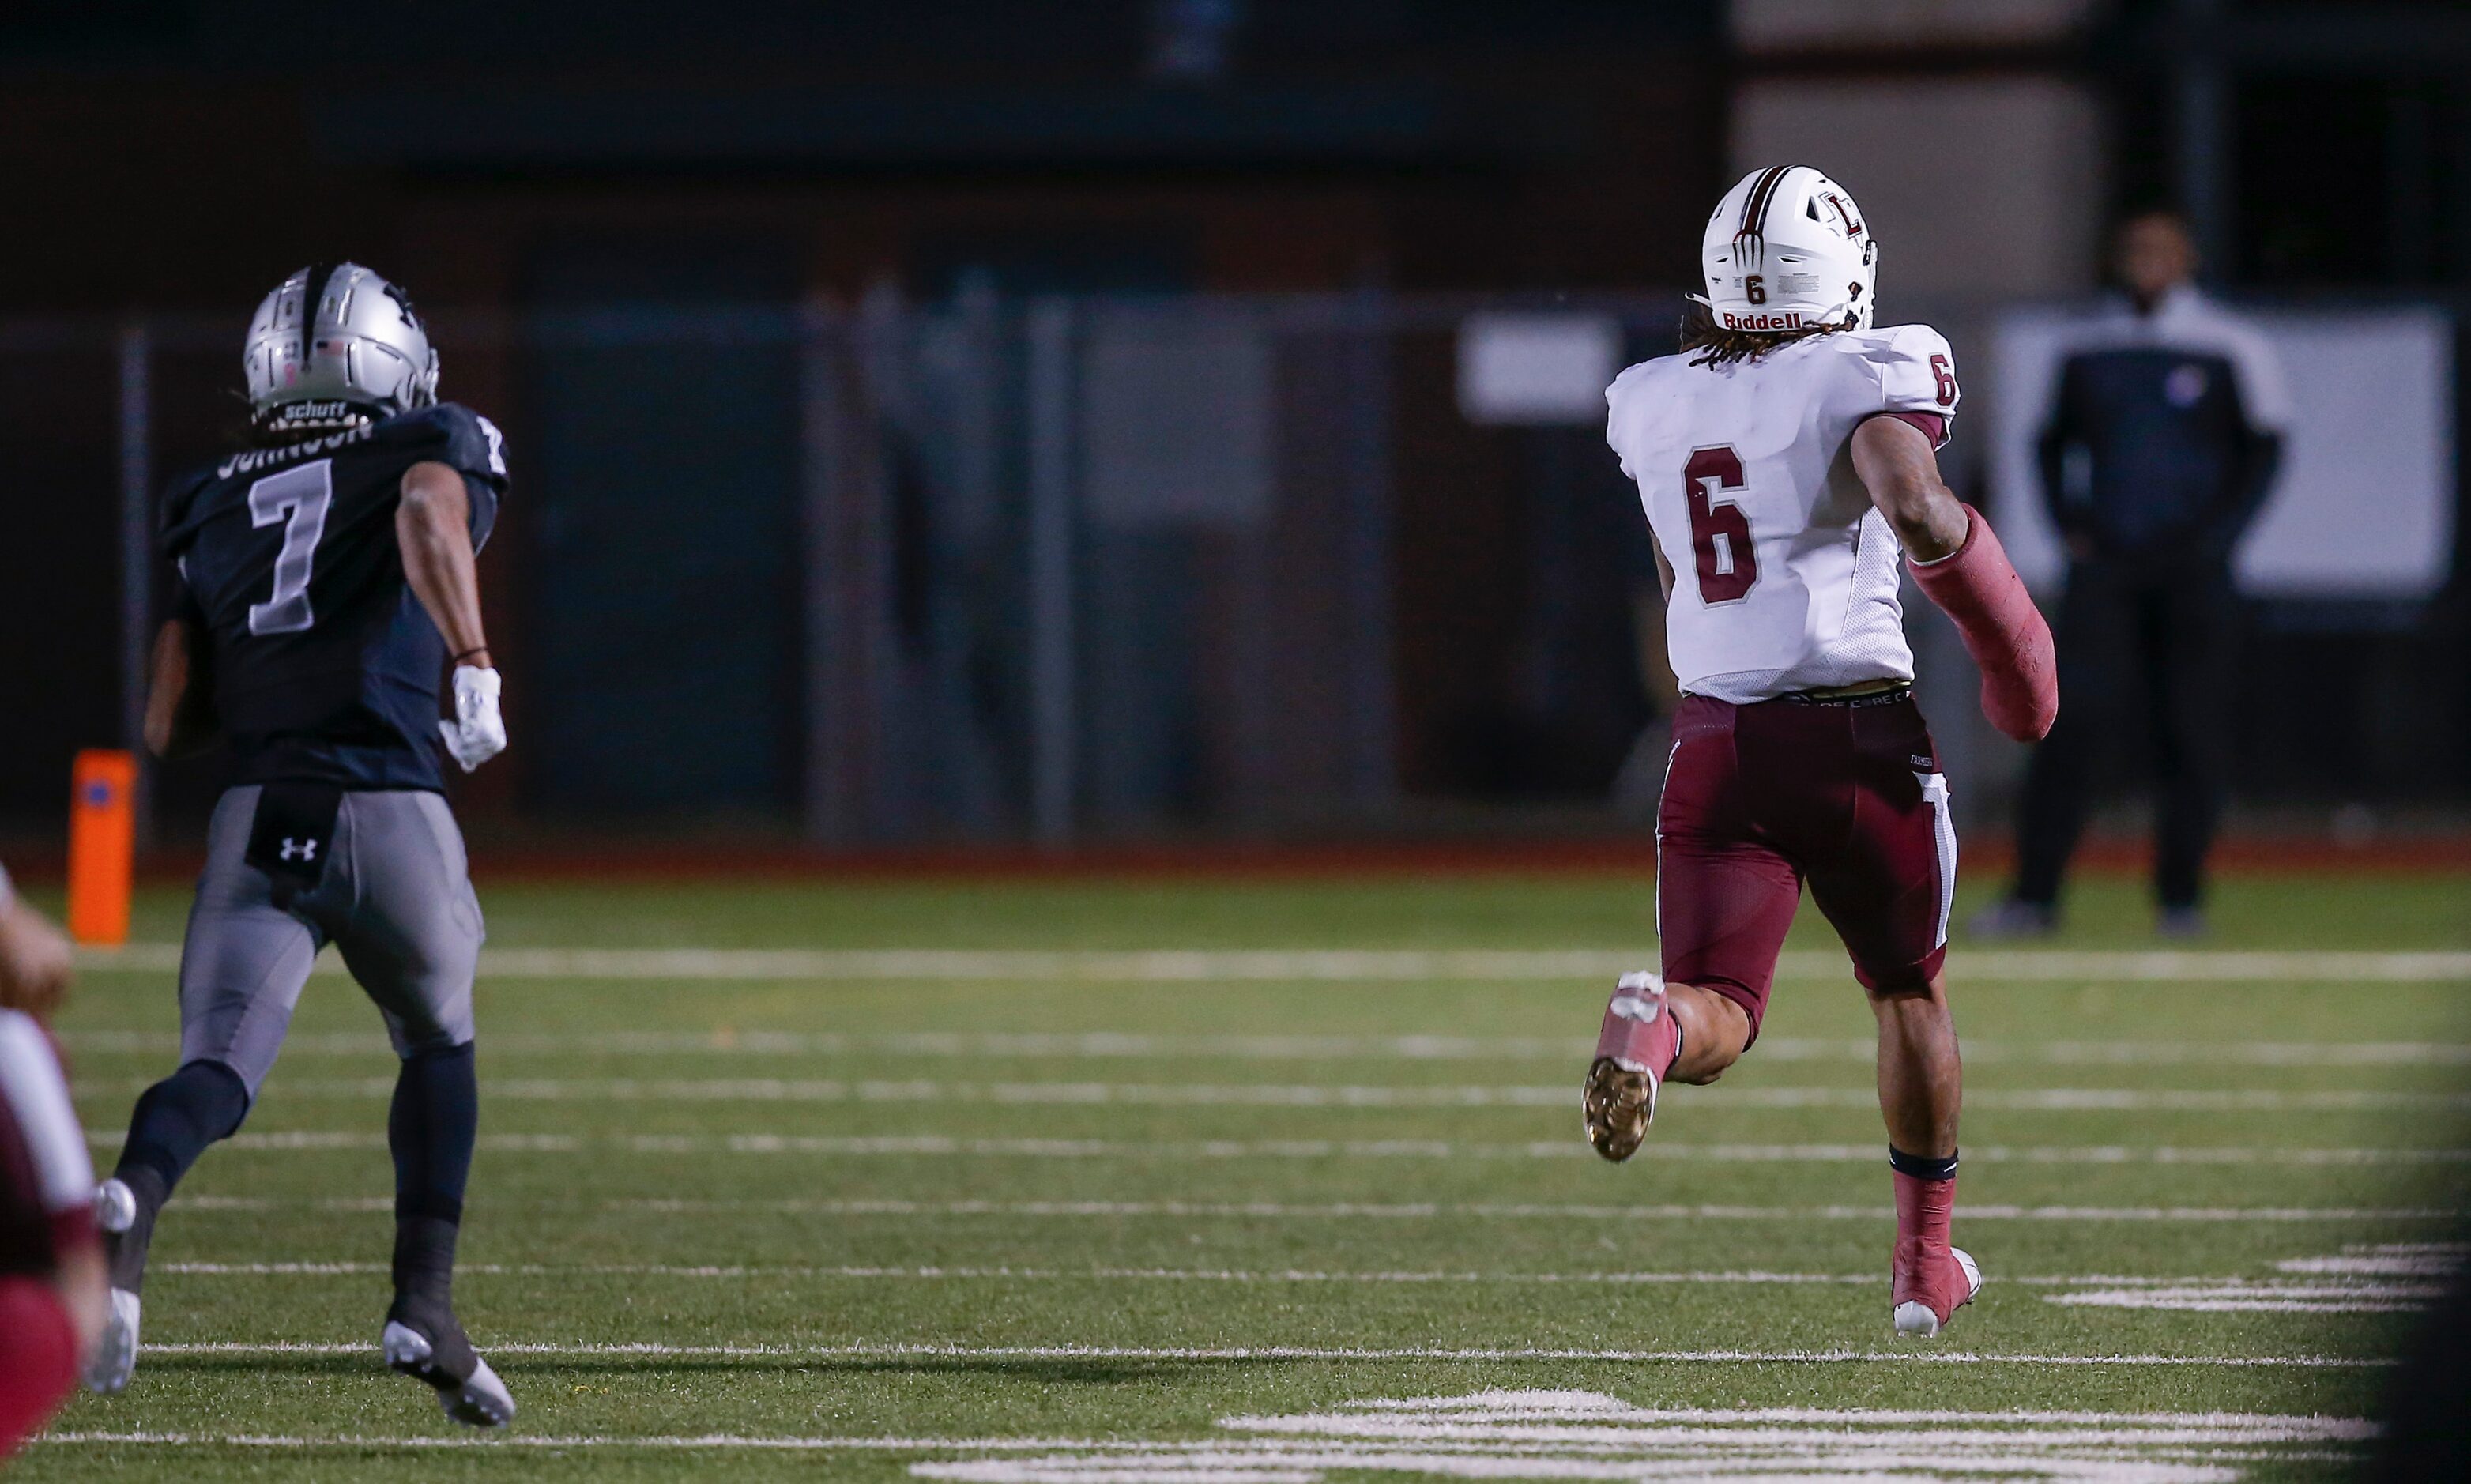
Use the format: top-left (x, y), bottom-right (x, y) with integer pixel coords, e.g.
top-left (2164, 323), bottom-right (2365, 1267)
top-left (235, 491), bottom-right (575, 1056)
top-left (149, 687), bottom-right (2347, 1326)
top-left (0, 0), bottom-right (2462, 851)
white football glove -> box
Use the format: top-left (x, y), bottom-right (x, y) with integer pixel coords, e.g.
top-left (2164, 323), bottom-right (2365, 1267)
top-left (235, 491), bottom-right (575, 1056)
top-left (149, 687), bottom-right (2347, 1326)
top-left (439, 665), bottom-right (507, 773)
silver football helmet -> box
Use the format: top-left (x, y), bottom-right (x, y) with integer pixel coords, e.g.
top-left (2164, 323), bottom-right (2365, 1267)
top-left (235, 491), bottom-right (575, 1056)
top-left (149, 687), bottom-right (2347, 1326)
top-left (243, 263), bottom-right (439, 436)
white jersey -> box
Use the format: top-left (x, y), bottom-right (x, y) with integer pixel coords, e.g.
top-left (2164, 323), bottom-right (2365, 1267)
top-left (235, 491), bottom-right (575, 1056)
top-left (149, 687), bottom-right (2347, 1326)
top-left (1606, 323), bottom-right (1960, 702)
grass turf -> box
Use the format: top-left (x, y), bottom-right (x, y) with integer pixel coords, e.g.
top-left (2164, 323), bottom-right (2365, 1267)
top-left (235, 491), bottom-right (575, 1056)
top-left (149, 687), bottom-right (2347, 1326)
top-left (17, 869), bottom-right (2470, 1481)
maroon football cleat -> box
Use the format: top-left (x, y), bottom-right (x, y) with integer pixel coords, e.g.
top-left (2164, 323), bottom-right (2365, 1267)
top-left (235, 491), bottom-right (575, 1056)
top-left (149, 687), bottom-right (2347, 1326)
top-left (1583, 971), bottom-right (1679, 1162)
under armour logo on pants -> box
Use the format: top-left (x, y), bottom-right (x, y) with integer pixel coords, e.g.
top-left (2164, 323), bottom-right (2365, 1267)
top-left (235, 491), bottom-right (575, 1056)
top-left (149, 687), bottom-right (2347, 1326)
top-left (278, 838), bottom-right (318, 863)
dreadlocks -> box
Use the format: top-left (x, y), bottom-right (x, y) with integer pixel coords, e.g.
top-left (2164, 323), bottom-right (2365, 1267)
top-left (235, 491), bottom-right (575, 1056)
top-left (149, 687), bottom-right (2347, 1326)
top-left (1678, 298), bottom-right (1851, 367)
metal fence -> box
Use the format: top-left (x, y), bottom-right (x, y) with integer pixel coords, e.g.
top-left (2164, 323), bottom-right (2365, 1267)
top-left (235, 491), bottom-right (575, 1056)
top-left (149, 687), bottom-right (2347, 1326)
top-left (2, 288), bottom-right (2459, 846)
top-left (797, 290), bottom-right (1402, 845)
top-left (4, 292), bottom-right (1682, 844)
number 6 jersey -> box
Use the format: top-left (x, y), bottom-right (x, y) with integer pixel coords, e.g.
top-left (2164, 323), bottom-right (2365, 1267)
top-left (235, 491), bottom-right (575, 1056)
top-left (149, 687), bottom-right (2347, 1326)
top-left (159, 403), bottom-right (508, 791)
top-left (1606, 324), bottom-right (1958, 702)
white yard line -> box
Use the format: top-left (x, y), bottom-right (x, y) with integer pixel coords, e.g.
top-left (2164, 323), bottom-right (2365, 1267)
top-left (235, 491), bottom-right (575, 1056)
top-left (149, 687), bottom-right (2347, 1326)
top-left (2050, 1281), bottom-right (2447, 1314)
top-left (137, 1262), bottom-right (2439, 1294)
top-left (32, 1393), bottom-right (2379, 1450)
top-left (95, 1130), bottom-right (2469, 1164)
top-left (163, 1195), bottom-right (2468, 1222)
top-left (31, 1390), bottom-right (2386, 1484)
top-left (70, 944), bottom-right (2471, 981)
top-left (121, 1339), bottom-right (2394, 1367)
top-left (78, 1075), bottom-right (2471, 1113)
top-left (936, 1390), bottom-right (2380, 1482)
top-left (152, 1263), bottom-right (1854, 1283)
top-left (59, 1026), bottom-right (2471, 1066)
top-left (32, 1432), bottom-right (1122, 1452)
top-left (153, 1262), bottom-right (1900, 1283)
top-left (2281, 1252), bottom-right (2467, 1275)
top-left (32, 1390), bottom-right (2384, 1484)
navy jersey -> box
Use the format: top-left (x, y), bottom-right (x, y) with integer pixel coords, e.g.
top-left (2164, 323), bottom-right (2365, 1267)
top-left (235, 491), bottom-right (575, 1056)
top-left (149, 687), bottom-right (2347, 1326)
top-left (160, 403), bottom-right (507, 791)
top-left (2037, 288), bottom-right (2288, 564)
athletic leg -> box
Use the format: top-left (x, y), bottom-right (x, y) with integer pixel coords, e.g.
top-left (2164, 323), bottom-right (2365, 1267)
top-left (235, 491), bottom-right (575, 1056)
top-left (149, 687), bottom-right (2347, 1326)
top-left (91, 786), bottom-right (323, 1394)
top-left (1586, 698), bottom-right (1796, 1162)
top-left (1874, 976), bottom-right (1961, 1158)
top-left (1872, 974), bottom-right (1977, 1332)
top-left (328, 792), bottom-right (509, 1427)
top-left (1804, 699), bottom-right (1980, 1336)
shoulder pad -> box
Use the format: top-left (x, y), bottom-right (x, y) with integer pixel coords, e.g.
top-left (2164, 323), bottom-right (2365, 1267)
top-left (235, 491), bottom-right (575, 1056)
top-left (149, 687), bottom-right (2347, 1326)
top-left (1855, 323), bottom-right (1960, 420)
top-left (1606, 358), bottom-right (1664, 404)
top-left (384, 403), bottom-right (510, 486)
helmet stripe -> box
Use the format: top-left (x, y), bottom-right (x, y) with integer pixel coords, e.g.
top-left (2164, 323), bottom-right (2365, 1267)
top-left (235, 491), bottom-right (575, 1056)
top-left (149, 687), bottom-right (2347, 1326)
top-left (299, 262), bottom-right (341, 349)
top-left (1738, 165), bottom-right (1791, 240)
top-left (1736, 168), bottom-right (1775, 234)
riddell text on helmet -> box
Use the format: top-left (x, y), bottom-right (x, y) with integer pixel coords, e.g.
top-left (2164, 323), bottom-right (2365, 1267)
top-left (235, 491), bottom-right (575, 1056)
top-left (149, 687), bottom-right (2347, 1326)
top-left (1720, 310), bottom-right (1805, 330)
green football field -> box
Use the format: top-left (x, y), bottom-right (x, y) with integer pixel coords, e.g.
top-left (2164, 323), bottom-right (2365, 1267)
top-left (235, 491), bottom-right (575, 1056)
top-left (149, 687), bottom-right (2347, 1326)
top-left (17, 868), bottom-right (2471, 1481)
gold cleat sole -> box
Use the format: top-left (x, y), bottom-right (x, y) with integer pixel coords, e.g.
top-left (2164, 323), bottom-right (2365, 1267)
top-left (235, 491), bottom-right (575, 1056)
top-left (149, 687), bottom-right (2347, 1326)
top-left (1583, 1057), bottom-right (1656, 1163)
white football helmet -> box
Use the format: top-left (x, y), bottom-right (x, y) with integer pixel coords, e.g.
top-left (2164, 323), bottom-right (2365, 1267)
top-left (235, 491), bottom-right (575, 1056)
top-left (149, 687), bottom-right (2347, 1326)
top-left (1699, 165), bottom-right (1878, 334)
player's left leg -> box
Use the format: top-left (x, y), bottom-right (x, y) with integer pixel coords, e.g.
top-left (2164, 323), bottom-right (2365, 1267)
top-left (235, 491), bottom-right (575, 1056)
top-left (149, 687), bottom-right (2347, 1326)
top-left (1586, 970), bottom-right (1755, 1161)
top-left (1804, 699), bottom-right (1981, 1337)
top-left (326, 791), bottom-right (511, 1428)
top-left (92, 785), bottom-right (325, 1395)
top-left (1587, 697), bottom-right (1796, 1162)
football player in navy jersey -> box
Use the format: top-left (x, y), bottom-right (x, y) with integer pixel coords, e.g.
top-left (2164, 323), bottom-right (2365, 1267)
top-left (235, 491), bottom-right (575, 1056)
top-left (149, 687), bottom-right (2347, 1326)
top-left (85, 265), bottom-right (514, 1425)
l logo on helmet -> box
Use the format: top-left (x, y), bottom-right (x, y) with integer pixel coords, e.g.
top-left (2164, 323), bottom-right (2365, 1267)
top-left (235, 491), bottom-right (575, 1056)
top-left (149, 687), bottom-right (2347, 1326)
top-left (1816, 192), bottom-right (1864, 239)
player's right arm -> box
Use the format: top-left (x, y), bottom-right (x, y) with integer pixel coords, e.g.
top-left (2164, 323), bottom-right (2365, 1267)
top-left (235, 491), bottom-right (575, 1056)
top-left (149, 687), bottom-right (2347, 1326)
top-left (398, 462), bottom-right (491, 668)
top-left (1850, 416), bottom-right (1968, 562)
top-left (399, 461), bottom-right (507, 771)
top-left (1851, 416), bottom-right (2058, 743)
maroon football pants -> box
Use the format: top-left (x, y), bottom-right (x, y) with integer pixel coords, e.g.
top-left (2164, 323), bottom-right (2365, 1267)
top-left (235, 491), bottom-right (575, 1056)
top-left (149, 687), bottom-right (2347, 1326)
top-left (1656, 691), bottom-right (1955, 1045)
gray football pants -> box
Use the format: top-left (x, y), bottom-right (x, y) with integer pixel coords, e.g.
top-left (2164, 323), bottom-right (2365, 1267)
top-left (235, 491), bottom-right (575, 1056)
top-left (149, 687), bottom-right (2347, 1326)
top-left (179, 785), bottom-right (484, 1098)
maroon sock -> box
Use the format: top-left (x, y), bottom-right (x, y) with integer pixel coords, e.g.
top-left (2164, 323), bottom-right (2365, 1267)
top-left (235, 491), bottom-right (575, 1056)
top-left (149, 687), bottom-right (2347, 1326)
top-left (1889, 1147), bottom-right (1959, 1306)
top-left (1893, 1169), bottom-right (1955, 1252)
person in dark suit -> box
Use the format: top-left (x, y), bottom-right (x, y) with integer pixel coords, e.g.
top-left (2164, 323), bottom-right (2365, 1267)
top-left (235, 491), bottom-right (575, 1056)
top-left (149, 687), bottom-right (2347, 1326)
top-left (1976, 211), bottom-right (2287, 939)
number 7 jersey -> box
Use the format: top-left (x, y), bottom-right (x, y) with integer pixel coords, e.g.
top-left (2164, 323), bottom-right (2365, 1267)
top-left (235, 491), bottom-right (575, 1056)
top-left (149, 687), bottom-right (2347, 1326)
top-left (1606, 324), bottom-right (1959, 702)
top-left (160, 403), bottom-right (508, 792)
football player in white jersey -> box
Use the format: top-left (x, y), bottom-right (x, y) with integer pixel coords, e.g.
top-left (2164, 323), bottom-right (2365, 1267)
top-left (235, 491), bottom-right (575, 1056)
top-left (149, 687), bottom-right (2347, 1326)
top-left (1584, 165), bottom-right (2057, 1337)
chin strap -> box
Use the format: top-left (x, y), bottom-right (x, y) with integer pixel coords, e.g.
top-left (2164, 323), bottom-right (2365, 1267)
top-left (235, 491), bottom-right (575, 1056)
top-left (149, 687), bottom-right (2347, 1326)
top-left (1905, 505), bottom-right (2059, 743)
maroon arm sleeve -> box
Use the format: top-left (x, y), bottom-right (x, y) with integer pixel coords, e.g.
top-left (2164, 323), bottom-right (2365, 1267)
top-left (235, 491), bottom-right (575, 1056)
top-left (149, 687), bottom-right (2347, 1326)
top-left (1905, 505), bottom-right (2059, 743)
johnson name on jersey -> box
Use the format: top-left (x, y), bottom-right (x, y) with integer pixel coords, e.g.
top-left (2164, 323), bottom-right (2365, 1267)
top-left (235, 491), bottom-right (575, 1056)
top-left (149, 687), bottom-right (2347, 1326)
top-left (160, 403), bottom-right (508, 791)
top-left (1606, 324), bottom-right (1959, 702)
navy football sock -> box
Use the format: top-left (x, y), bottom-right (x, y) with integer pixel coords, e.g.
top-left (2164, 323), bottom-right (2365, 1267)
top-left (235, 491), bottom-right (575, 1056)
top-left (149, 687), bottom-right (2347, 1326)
top-left (110, 1059), bottom-right (250, 1293)
top-left (117, 1059), bottom-right (251, 1191)
top-left (389, 1043), bottom-right (478, 1309)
